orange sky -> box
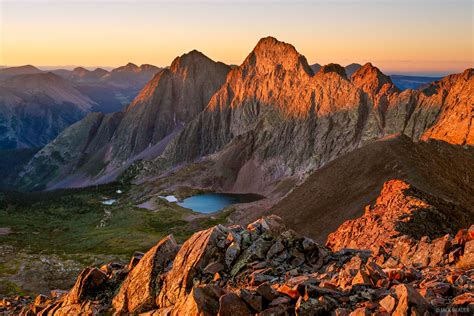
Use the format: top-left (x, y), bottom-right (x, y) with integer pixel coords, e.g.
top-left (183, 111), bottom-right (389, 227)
top-left (1, 0), bottom-right (472, 76)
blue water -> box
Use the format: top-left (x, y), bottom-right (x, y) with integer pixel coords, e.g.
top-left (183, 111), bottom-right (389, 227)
top-left (177, 193), bottom-right (262, 214)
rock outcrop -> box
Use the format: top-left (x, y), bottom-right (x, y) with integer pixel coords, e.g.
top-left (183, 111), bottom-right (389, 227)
top-left (326, 180), bottom-right (472, 266)
top-left (9, 209), bottom-right (474, 315)
top-left (112, 235), bottom-right (178, 314)
top-left (264, 135), bottom-right (474, 242)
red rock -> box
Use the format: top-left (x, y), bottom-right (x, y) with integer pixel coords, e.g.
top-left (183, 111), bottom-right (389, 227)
top-left (452, 292), bottom-right (474, 305)
top-left (218, 292), bottom-right (252, 316)
top-left (423, 281), bottom-right (450, 295)
top-left (447, 247), bottom-right (462, 264)
top-left (204, 261), bottom-right (225, 275)
top-left (34, 295), bottom-right (48, 307)
top-left (157, 225), bottom-right (228, 308)
top-left (366, 262), bottom-right (388, 286)
top-left (384, 269), bottom-right (405, 282)
top-left (295, 296), bottom-right (328, 316)
top-left (128, 251), bottom-right (145, 270)
top-left (250, 270), bottom-right (274, 286)
top-left (393, 284), bottom-right (431, 315)
top-left (334, 308), bottom-right (351, 316)
top-left (453, 228), bottom-right (474, 247)
top-left (256, 283), bottom-right (278, 302)
top-left (460, 240), bottom-right (474, 268)
top-left (64, 267), bottom-right (107, 305)
top-left (351, 270), bottom-right (371, 286)
top-left (258, 305), bottom-right (289, 316)
top-left (113, 235), bottom-right (178, 314)
top-left (172, 285), bottom-right (223, 316)
top-left (379, 294), bottom-right (397, 313)
top-left (277, 284), bottom-right (300, 300)
top-left (238, 289), bottom-right (263, 312)
top-left (270, 296), bottom-right (291, 306)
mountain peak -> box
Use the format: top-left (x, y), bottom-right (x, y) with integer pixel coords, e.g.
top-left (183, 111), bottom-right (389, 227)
top-left (345, 63), bottom-right (363, 77)
top-left (112, 63), bottom-right (140, 73)
top-left (0, 64), bottom-right (42, 77)
top-left (72, 67), bottom-right (90, 74)
top-left (244, 36), bottom-right (312, 75)
top-left (139, 64), bottom-right (160, 72)
top-left (351, 62), bottom-right (396, 96)
top-left (317, 63), bottom-right (347, 78)
top-left (125, 62), bottom-right (138, 68)
top-left (169, 50), bottom-right (216, 73)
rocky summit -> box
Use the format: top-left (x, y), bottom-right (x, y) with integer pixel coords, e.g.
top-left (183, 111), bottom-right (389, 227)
top-left (5, 180), bottom-right (473, 315)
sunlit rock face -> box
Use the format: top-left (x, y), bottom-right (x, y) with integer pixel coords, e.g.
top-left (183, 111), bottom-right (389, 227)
top-left (17, 37), bottom-right (473, 192)
top-left (155, 37), bottom-right (473, 194)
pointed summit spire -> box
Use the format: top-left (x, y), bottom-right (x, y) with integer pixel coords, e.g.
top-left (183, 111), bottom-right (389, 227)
top-left (351, 63), bottom-right (397, 96)
top-left (242, 36), bottom-right (313, 76)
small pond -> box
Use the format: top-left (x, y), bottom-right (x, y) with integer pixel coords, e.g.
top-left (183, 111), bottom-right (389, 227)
top-left (177, 193), bottom-right (263, 214)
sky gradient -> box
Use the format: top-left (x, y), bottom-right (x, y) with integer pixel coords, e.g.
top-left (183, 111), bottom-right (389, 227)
top-left (1, 0), bottom-right (472, 76)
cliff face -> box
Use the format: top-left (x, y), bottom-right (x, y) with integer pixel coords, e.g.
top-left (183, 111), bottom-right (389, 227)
top-left (420, 69), bottom-right (474, 145)
top-left (19, 52), bottom-right (230, 190)
top-left (157, 38), bottom-right (365, 191)
top-left (151, 37), bottom-right (473, 195)
top-left (111, 51), bottom-right (231, 163)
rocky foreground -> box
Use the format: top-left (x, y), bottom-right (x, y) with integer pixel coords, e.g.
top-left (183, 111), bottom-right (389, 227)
top-left (2, 180), bottom-right (473, 315)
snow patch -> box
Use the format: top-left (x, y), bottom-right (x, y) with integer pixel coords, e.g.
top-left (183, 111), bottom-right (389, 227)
top-left (159, 195), bottom-right (178, 203)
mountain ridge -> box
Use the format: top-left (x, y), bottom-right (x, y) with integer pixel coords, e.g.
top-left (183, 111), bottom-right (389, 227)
top-left (19, 50), bottom-right (231, 190)
top-left (13, 37), bottom-right (474, 191)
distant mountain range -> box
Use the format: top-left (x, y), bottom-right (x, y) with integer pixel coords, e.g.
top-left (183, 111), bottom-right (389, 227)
top-left (0, 63), bottom-right (161, 149)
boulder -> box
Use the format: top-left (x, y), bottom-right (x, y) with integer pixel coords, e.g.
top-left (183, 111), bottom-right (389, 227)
top-left (218, 292), bottom-right (252, 316)
top-left (157, 225), bottom-right (228, 308)
top-left (172, 285), bottom-right (223, 316)
top-left (64, 267), bottom-right (107, 305)
top-left (393, 284), bottom-right (431, 315)
top-left (112, 235), bottom-right (178, 314)
top-left (238, 289), bottom-right (262, 312)
top-left (379, 294), bottom-right (396, 313)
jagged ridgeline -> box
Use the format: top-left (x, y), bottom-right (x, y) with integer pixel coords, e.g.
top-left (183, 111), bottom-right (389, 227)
top-left (17, 37), bottom-right (473, 194)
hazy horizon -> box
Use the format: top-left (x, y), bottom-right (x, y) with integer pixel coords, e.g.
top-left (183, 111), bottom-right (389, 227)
top-left (0, 62), bottom-right (457, 77)
top-left (1, 0), bottom-right (472, 76)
